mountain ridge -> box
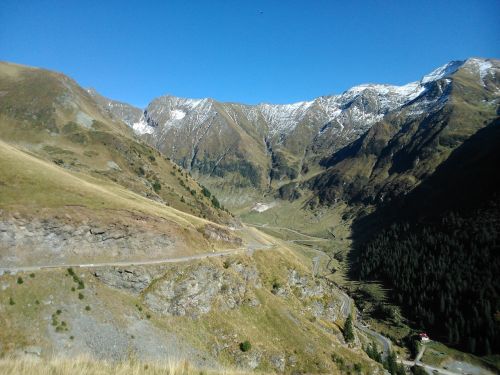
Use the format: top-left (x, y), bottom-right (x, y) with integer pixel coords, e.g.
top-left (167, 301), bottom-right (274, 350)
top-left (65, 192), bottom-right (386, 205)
top-left (89, 57), bottom-right (499, 209)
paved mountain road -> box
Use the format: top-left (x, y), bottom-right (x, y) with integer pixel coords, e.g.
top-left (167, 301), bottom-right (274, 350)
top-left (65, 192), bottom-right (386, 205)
top-left (399, 359), bottom-right (461, 375)
top-left (0, 243), bottom-right (276, 275)
top-left (245, 223), bottom-right (330, 241)
top-left (415, 346), bottom-right (426, 362)
top-left (247, 222), bottom-right (465, 374)
top-left (356, 321), bottom-right (393, 360)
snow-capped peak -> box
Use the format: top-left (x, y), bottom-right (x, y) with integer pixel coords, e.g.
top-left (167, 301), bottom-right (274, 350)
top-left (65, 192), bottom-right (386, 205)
top-left (258, 100), bottom-right (314, 134)
top-left (123, 58), bottom-right (496, 139)
top-left (420, 60), bottom-right (465, 84)
top-left (463, 58), bottom-right (496, 85)
top-left (342, 82), bottom-right (425, 102)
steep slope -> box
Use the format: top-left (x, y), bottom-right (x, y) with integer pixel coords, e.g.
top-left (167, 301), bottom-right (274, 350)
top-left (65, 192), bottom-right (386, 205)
top-left (355, 119), bottom-right (500, 355)
top-left (0, 233), bottom-right (387, 373)
top-left (295, 58), bottom-right (500, 355)
top-left (301, 58), bottom-right (500, 357)
top-left (0, 62), bottom-right (237, 266)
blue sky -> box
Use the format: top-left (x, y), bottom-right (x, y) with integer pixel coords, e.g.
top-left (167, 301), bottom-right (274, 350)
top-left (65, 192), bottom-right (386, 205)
top-left (1, 0), bottom-right (499, 107)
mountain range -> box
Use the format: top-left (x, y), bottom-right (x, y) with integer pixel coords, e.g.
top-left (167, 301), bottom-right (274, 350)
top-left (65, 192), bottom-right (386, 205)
top-left (0, 57), bottom-right (499, 373)
top-left (89, 58), bottom-right (499, 210)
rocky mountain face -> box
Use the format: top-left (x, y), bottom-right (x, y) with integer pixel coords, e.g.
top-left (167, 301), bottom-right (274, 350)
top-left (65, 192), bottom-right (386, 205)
top-left (104, 58), bottom-right (499, 209)
top-left (133, 81), bottom-right (425, 193)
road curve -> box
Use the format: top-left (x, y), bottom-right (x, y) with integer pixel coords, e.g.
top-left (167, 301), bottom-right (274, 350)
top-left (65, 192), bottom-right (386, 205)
top-left (415, 346), bottom-right (426, 362)
top-left (244, 223), bottom-right (330, 241)
top-left (399, 359), bottom-right (461, 375)
top-left (356, 321), bottom-right (392, 360)
top-left (248, 223), bottom-right (464, 374)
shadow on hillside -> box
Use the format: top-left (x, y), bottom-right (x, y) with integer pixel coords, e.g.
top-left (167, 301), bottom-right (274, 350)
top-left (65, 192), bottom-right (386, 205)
top-left (350, 117), bottom-right (500, 262)
top-left (346, 118), bottom-right (500, 353)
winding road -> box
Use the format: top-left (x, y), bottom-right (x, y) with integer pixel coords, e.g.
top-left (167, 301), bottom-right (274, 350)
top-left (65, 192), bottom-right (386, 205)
top-left (246, 222), bottom-right (468, 374)
top-left (248, 222), bottom-right (464, 374)
top-left (356, 321), bottom-right (393, 360)
top-left (296, 231), bottom-right (459, 373)
top-left (0, 220), bottom-right (468, 375)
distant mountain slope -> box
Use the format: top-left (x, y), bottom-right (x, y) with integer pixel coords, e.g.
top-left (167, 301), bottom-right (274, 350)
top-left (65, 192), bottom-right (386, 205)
top-left (0, 62), bottom-right (237, 265)
top-left (307, 58), bottom-right (499, 206)
top-left (96, 58), bottom-right (498, 211)
top-left (86, 88), bottom-right (142, 128)
top-left (134, 81), bottom-right (426, 195)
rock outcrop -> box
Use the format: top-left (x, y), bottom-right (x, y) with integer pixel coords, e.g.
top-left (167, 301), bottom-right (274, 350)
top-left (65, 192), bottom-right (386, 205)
top-left (0, 213), bottom-right (175, 266)
top-left (144, 261), bottom-right (260, 317)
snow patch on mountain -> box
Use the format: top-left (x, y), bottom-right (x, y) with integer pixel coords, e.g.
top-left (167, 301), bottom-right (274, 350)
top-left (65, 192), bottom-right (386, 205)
top-left (143, 97), bottom-right (215, 131)
top-left (405, 78), bottom-right (453, 118)
top-left (421, 60), bottom-right (465, 85)
top-left (314, 96), bottom-right (342, 122)
top-left (170, 109), bottom-right (186, 120)
top-left (464, 58), bottom-right (495, 85)
top-left (258, 101), bottom-right (314, 135)
top-left (132, 117), bottom-right (154, 135)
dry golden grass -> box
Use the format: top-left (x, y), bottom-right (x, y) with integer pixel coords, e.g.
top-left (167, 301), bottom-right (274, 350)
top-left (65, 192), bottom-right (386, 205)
top-left (0, 356), bottom-right (262, 375)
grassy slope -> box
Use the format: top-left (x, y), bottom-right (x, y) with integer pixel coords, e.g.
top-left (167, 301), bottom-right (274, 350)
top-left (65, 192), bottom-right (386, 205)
top-left (0, 61), bottom-right (246, 265)
top-left (0, 61), bottom-right (231, 225)
top-left (0, 139), bottom-right (245, 264)
top-left (0, 139), bottom-right (202, 225)
top-left (0, 239), bottom-right (383, 374)
top-left (0, 357), bottom-right (253, 375)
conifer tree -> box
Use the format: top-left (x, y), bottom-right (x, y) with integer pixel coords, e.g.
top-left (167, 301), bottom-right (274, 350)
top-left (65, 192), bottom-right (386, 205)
top-left (343, 314), bottom-right (355, 343)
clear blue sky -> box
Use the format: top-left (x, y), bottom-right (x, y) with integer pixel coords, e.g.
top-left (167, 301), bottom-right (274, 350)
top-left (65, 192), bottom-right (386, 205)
top-left (1, 0), bottom-right (499, 107)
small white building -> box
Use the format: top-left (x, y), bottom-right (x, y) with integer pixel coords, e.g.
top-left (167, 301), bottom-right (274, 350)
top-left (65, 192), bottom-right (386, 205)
top-left (418, 332), bottom-right (430, 343)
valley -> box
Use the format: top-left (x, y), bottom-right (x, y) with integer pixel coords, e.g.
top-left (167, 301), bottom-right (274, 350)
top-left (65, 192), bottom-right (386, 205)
top-left (0, 57), bottom-right (499, 374)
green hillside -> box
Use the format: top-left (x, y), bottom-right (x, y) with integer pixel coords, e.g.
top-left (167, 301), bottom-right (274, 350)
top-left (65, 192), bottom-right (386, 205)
top-left (0, 62), bottom-right (232, 225)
